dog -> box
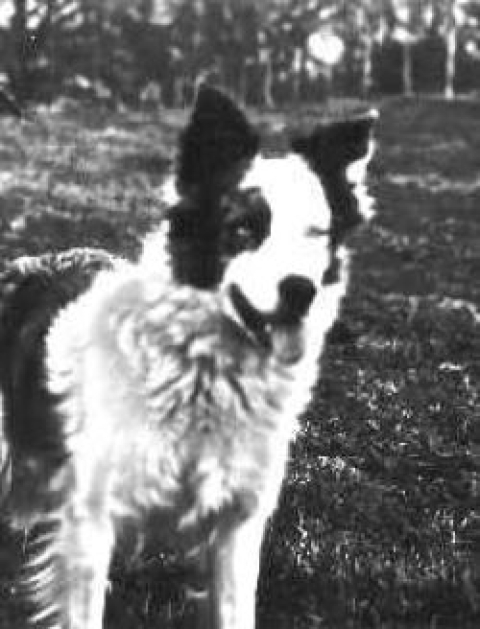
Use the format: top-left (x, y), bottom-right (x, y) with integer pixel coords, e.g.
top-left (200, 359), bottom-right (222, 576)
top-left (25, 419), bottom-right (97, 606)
top-left (0, 85), bottom-right (377, 629)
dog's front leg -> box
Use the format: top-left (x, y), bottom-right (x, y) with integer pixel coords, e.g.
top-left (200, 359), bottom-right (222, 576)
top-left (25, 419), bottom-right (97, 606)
top-left (200, 512), bottom-right (267, 629)
top-left (54, 508), bottom-right (115, 629)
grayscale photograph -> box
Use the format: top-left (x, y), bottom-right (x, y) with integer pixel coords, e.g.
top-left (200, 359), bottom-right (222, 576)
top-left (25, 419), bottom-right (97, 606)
top-left (0, 1), bottom-right (479, 628)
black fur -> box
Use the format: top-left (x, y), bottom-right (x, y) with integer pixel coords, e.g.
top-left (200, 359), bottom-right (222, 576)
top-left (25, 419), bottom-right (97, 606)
top-left (177, 84), bottom-right (260, 195)
top-left (291, 114), bottom-right (376, 244)
top-left (171, 88), bottom-right (375, 290)
top-left (168, 185), bottom-right (272, 289)
top-left (168, 86), bottom-right (261, 289)
top-left (0, 250), bottom-right (115, 464)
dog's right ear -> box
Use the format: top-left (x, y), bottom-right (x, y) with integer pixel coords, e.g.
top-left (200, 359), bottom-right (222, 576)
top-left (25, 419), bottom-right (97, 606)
top-left (176, 85), bottom-right (259, 195)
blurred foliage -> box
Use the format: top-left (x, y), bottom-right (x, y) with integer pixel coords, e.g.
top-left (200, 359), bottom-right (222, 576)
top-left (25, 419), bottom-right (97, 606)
top-left (0, 0), bottom-right (480, 107)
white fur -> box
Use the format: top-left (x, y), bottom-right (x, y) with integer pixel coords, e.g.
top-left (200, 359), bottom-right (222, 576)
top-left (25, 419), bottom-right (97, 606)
top-left (346, 139), bottom-right (377, 221)
top-left (222, 154), bottom-right (333, 313)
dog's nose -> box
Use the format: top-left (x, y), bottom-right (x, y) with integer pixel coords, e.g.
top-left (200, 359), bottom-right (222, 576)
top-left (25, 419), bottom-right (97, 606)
top-left (278, 275), bottom-right (317, 321)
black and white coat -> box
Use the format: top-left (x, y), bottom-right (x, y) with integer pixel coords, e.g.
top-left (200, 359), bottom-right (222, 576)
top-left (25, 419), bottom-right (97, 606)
top-left (0, 86), bottom-right (376, 629)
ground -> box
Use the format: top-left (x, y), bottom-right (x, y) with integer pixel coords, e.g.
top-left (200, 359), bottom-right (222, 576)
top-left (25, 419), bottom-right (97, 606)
top-left (0, 97), bottom-right (479, 628)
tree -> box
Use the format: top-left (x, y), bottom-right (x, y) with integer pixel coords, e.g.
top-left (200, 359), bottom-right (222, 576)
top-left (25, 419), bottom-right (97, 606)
top-left (3, 0), bottom-right (82, 101)
top-left (432, 0), bottom-right (478, 99)
top-left (337, 0), bottom-right (393, 97)
top-left (388, 0), bottom-right (468, 98)
top-left (7, 0), bottom-right (29, 101)
top-left (389, 0), bottom-right (427, 96)
top-left (443, 0), bottom-right (460, 99)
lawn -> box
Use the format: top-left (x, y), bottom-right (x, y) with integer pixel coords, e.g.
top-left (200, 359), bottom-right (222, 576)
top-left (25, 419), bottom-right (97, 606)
top-left (0, 96), bottom-right (480, 628)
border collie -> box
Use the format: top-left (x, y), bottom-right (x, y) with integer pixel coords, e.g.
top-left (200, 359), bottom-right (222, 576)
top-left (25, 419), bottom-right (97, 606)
top-left (0, 85), bottom-right (377, 629)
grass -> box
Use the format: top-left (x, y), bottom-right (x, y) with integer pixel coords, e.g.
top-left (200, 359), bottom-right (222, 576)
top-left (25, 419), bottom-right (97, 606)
top-left (0, 96), bottom-right (480, 628)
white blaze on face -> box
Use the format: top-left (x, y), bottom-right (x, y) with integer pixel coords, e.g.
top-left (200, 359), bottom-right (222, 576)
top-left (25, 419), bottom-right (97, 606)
top-left (222, 154), bottom-right (332, 313)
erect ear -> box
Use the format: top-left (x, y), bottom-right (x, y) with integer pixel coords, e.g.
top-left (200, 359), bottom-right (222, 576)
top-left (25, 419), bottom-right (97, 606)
top-left (176, 84), bottom-right (259, 195)
top-left (291, 111), bottom-right (377, 174)
top-left (291, 111), bottom-right (378, 240)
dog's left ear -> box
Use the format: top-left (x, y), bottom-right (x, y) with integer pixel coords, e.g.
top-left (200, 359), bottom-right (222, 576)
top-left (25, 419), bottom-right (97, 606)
top-left (177, 84), bottom-right (259, 195)
top-left (291, 111), bottom-right (378, 240)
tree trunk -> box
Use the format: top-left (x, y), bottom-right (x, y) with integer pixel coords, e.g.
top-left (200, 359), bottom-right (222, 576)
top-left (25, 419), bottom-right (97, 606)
top-left (361, 36), bottom-right (374, 97)
top-left (260, 48), bottom-right (274, 108)
top-left (139, 0), bottom-right (154, 22)
top-left (292, 47), bottom-right (304, 104)
top-left (444, 0), bottom-right (457, 100)
top-left (9, 0), bottom-right (29, 101)
top-left (402, 41), bottom-right (413, 97)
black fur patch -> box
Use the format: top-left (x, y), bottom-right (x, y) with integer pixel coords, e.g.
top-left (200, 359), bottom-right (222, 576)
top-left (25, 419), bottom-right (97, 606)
top-left (221, 187), bottom-right (271, 255)
top-left (0, 250), bottom-right (115, 463)
top-left (167, 187), bottom-right (271, 289)
top-left (291, 114), bottom-right (376, 244)
top-left (168, 86), bottom-right (262, 289)
top-left (177, 85), bottom-right (259, 196)
top-left (167, 198), bottom-right (225, 288)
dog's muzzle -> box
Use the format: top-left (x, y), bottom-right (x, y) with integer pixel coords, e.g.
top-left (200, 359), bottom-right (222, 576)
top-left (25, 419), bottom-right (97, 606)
top-left (229, 275), bottom-right (316, 357)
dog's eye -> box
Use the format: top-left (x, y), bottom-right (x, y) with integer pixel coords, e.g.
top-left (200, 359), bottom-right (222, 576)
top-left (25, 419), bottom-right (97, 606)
top-left (223, 201), bottom-right (271, 254)
top-left (227, 222), bottom-right (257, 251)
top-left (306, 226), bottom-right (330, 238)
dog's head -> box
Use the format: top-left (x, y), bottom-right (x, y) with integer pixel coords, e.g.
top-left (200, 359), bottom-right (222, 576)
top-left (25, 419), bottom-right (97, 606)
top-left (154, 86), bottom-right (377, 363)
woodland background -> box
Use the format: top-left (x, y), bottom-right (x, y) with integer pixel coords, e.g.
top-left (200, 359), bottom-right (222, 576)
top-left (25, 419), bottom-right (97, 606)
top-left (1, 0), bottom-right (480, 107)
